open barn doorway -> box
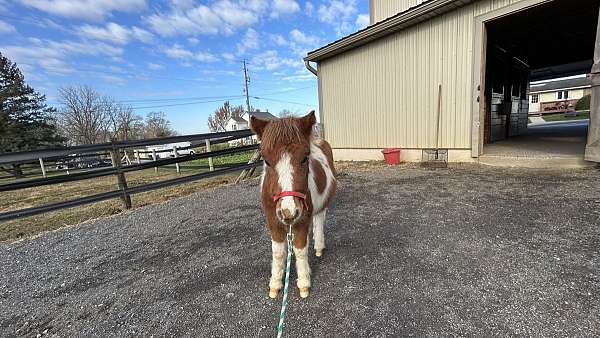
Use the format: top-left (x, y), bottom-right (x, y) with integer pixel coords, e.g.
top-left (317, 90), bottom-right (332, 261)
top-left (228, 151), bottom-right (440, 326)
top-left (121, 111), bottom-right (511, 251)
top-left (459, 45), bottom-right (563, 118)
top-left (476, 0), bottom-right (600, 165)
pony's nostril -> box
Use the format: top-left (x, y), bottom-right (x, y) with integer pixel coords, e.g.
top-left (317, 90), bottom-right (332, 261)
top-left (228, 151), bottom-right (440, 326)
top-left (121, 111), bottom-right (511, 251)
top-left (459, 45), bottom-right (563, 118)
top-left (281, 209), bottom-right (293, 220)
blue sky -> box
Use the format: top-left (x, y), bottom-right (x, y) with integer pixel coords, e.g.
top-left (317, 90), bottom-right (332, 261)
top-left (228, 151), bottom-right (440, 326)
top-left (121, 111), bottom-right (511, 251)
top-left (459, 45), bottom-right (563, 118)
top-left (0, 0), bottom-right (369, 134)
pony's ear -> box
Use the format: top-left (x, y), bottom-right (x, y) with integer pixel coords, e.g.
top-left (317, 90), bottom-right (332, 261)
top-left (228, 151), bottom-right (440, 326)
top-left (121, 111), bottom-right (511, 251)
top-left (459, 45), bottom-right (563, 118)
top-left (299, 111), bottom-right (316, 137)
top-left (250, 116), bottom-right (269, 138)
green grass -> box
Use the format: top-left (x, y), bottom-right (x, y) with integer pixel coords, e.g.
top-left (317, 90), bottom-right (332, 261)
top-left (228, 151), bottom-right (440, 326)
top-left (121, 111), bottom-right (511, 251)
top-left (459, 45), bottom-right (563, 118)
top-left (0, 149), bottom-right (260, 243)
top-left (187, 150), bottom-right (255, 167)
top-left (542, 111), bottom-right (590, 122)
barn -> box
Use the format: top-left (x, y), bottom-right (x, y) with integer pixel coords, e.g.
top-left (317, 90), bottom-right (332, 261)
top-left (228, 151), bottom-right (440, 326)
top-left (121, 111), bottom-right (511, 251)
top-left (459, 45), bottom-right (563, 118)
top-left (304, 0), bottom-right (600, 165)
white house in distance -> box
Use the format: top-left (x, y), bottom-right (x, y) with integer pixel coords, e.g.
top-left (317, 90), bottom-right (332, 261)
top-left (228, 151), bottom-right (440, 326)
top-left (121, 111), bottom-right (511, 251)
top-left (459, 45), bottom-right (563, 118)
top-left (225, 111), bottom-right (277, 145)
top-left (529, 76), bottom-right (591, 113)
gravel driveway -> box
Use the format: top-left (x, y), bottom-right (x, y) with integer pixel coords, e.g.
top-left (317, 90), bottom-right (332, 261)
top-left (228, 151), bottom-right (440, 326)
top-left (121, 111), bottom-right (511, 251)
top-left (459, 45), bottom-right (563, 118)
top-left (1, 164), bottom-right (599, 337)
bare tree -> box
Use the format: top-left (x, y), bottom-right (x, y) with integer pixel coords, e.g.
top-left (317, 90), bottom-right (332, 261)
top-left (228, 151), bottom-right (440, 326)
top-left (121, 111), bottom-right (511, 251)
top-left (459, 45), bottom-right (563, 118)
top-left (144, 111), bottom-right (175, 138)
top-left (207, 101), bottom-right (244, 132)
top-left (279, 109), bottom-right (297, 118)
top-left (56, 86), bottom-right (108, 145)
top-left (105, 100), bottom-right (142, 141)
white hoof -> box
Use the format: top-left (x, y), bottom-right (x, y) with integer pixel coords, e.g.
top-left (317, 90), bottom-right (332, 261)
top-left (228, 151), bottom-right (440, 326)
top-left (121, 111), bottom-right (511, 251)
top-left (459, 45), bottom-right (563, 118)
top-left (299, 287), bottom-right (310, 298)
top-left (269, 288), bottom-right (279, 299)
top-left (315, 249), bottom-right (323, 257)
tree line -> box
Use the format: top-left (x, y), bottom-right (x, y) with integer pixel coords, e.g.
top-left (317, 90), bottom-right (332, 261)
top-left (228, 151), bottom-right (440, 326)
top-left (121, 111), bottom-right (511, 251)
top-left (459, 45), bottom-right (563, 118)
top-left (1, 52), bottom-right (176, 177)
top-left (1, 52), bottom-right (175, 154)
top-left (56, 85), bottom-right (175, 145)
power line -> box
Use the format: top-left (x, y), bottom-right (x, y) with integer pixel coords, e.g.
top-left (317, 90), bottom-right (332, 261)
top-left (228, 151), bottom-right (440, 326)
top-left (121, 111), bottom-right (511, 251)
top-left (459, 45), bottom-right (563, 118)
top-left (131, 97), bottom-right (246, 110)
top-left (47, 86), bottom-right (315, 106)
top-left (252, 96), bottom-right (317, 107)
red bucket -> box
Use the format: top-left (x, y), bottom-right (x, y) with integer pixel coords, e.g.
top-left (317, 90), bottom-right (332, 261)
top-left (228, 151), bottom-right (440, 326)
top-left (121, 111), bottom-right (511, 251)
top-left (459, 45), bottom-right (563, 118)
top-left (382, 148), bottom-right (401, 165)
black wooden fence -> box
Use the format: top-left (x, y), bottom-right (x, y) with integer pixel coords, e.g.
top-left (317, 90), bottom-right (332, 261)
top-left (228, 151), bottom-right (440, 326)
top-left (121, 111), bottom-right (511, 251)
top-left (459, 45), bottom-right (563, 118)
top-left (0, 129), bottom-right (261, 222)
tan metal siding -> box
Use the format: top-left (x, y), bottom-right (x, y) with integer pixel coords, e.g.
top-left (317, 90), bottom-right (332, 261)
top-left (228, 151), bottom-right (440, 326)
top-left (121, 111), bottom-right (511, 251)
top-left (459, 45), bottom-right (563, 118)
top-left (320, 0), bottom-right (522, 149)
top-left (371, 0), bottom-right (427, 23)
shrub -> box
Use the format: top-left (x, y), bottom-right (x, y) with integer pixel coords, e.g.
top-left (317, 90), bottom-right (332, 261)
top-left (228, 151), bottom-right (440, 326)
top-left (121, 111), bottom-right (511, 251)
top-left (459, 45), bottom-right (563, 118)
top-left (575, 94), bottom-right (591, 111)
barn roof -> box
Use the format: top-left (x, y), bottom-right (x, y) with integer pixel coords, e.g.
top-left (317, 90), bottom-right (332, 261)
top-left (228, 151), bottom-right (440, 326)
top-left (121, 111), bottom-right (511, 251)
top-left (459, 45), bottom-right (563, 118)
top-left (529, 77), bottom-right (591, 94)
top-left (305, 0), bottom-right (470, 63)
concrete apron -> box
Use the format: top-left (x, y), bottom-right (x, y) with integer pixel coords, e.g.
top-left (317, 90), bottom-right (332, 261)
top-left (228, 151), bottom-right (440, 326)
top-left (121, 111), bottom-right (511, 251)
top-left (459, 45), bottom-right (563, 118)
top-left (477, 155), bottom-right (596, 169)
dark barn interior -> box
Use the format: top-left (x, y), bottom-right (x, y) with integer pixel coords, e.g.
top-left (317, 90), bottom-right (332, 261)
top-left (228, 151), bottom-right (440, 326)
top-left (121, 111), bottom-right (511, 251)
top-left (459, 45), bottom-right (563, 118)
top-left (482, 0), bottom-right (599, 158)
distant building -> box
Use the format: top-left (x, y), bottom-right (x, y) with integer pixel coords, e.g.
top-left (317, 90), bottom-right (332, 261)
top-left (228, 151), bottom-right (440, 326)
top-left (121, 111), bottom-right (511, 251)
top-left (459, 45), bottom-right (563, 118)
top-left (529, 77), bottom-right (591, 114)
top-left (225, 111), bottom-right (277, 145)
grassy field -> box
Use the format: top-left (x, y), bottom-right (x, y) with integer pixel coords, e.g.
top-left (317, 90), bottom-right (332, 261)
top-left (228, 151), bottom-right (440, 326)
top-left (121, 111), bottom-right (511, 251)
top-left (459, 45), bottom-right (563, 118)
top-left (0, 150), bottom-right (257, 243)
top-left (542, 111), bottom-right (590, 122)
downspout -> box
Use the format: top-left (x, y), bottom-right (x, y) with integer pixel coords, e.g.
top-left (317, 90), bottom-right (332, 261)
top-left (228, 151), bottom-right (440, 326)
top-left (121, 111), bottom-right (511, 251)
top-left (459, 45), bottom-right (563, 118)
top-left (304, 60), bottom-right (317, 76)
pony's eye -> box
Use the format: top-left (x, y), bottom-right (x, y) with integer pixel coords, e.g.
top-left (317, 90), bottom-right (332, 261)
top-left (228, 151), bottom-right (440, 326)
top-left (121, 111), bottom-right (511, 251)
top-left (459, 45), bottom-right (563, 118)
top-left (301, 156), bottom-right (308, 165)
top-left (264, 160), bottom-right (271, 167)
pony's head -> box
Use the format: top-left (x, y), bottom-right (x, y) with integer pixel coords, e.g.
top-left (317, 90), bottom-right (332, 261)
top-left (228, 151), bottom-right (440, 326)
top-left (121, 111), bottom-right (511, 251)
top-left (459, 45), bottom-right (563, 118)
top-left (251, 111), bottom-right (316, 225)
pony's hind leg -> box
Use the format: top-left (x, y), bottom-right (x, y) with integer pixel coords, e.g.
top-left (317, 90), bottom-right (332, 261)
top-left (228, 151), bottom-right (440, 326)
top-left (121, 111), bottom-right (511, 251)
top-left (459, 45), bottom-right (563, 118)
top-left (313, 209), bottom-right (326, 257)
top-left (269, 239), bottom-right (286, 299)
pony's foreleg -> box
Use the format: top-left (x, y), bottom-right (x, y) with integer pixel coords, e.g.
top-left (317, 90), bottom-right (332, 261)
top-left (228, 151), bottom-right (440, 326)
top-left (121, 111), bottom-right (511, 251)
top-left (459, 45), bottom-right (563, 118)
top-left (312, 209), bottom-right (326, 257)
top-left (269, 239), bottom-right (286, 299)
top-left (293, 227), bottom-right (311, 298)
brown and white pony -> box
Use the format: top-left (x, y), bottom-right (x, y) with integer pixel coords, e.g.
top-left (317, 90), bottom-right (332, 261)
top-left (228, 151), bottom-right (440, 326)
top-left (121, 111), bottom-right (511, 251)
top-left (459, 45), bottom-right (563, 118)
top-left (250, 111), bottom-right (336, 299)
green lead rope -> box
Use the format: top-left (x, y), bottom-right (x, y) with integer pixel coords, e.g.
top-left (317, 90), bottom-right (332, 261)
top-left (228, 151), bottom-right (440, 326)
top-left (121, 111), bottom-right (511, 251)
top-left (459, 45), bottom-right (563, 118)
top-left (276, 225), bottom-right (294, 338)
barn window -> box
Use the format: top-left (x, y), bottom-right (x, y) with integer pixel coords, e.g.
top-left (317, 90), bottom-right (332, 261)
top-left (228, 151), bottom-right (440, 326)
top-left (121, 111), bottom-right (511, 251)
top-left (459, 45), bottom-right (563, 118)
top-left (531, 94), bottom-right (539, 103)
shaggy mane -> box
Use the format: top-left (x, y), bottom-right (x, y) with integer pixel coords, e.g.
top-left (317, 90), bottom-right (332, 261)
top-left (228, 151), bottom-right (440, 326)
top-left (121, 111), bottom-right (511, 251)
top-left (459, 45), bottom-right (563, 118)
top-left (260, 117), bottom-right (305, 150)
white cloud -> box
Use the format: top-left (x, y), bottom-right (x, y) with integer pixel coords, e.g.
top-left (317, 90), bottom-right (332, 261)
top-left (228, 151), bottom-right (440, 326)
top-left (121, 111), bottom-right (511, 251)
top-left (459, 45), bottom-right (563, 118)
top-left (164, 43), bottom-right (218, 63)
top-left (195, 51), bottom-right (218, 63)
top-left (131, 27), bottom-right (153, 43)
top-left (282, 73), bottom-right (315, 82)
top-left (19, 0), bottom-right (147, 21)
top-left (147, 62), bottom-right (164, 70)
top-left (214, 0), bottom-right (258, 28)
top-left (165, 43), bottom-right (194, 59)
top-left (237, 28), bottom-right (259, 54)
top-left (305, 1), bottom-right (314, 16)
top-left (1, 38), bottom-right (123, 75)
top-left (0, 19), bottom-right (15, 34)
top-left (145, 5), bottom-right (221, 36)
top-left (289, 29), bottom-right (317, 45)
top-left (355, 14), bottom-right (369, 29)
top-left (145, 0), bottom-right (267, 37)
top-left (270, 34), bottom-right (288, 46)
top-left (318, 0), bottom-right (358, 35)
top-left (221, 52), bottom-right (236, 61)
top-left (78, 22), bottom-right (153, 45)
top-left (188, 37), bottom-right (200, 45)
top-left (170, 0), bottom-right (194, 10)
top-left (251, 50), bottom-right (296, 71)
top-left (243, 0), bottom-right (268, 12)
top-left (271, 0), bottom-right (300, 18)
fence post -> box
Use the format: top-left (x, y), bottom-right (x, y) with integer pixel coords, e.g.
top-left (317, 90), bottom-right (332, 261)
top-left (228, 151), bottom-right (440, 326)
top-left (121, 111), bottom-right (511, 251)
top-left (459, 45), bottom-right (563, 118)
top-left (205, 139), bottom-right (214, 171)
top-left (152, 149), bottom-right (158, 173)
top-left (173, 146), bottom-right (180, 174)
top-left (38, 158), bottom-right (47, 178)
top-left (235, 150), bottom-right (262, 184)
top-left (134, 150), bottom-right (141, 164)
top-left (110, 145), bottom-right (132, 209)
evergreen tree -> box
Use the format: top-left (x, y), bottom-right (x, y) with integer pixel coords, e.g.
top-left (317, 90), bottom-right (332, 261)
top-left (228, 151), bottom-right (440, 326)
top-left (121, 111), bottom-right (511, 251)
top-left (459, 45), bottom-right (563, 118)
top-left (0, 52), bottom-right (64, 177)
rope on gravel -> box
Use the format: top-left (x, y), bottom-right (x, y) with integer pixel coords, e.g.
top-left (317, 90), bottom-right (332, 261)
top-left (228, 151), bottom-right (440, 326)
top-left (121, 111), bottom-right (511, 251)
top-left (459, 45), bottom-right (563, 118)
top-left (276, 224), bottom-right (294, 338)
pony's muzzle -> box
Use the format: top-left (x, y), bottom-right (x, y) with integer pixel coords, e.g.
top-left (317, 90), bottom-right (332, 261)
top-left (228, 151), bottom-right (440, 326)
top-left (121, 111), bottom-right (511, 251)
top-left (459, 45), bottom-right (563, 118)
top-left (276, 197), bottom-right (302, 225)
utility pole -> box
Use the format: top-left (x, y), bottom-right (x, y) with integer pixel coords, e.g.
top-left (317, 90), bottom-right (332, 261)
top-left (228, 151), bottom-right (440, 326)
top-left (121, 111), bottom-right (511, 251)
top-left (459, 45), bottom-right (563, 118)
top-left (242, 60), bottom-right (251, 115)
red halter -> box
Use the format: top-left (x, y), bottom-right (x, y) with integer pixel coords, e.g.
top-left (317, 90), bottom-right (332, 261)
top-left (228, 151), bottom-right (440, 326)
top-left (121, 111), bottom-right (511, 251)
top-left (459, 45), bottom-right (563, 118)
top-left (272, 191), bottom-right (309, 209)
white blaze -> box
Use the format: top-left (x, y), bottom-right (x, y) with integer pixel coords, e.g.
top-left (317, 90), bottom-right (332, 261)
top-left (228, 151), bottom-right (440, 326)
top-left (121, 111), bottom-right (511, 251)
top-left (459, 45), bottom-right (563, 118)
top-left (275, 152), bottom-right (296, 215)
